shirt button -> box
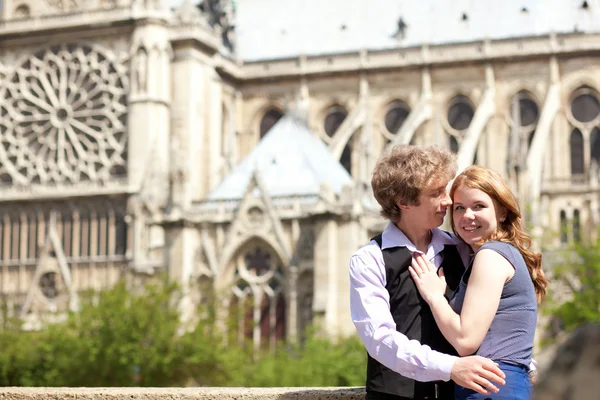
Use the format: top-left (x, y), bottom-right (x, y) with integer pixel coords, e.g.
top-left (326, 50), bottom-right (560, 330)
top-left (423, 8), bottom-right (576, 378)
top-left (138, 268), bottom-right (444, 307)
top-left (411, 373), bottom-right (415, 377)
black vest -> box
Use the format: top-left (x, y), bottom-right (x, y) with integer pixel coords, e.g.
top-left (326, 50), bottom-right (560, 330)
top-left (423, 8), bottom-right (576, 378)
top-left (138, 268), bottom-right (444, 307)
top-left (366, 233), bottom-right (465, 399)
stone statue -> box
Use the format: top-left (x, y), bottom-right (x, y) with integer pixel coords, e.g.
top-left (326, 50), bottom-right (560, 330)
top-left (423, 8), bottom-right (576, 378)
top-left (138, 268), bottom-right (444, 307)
top-left (131, 46), bottom-right (148, 94)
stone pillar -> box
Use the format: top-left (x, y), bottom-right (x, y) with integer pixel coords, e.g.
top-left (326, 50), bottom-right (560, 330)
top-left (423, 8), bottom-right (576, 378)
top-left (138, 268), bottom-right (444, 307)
top-left (126, 17), bottom-right (171, 269)
top-left (128, 19), bottom-right (171, 201)
top-left (485, 115), bottom-right (509, 179)
top-left (313, 216), bottom-right (359, 338)
top-left (335, 218), bottom-right (360, 336)
top-left (312, 219), bottom-right (333, 331)
top-left (166, 224), bottom-right (198, 321)
top-left (288, 264), bottom-right (299, 342)
top-left (206, 68), bottom-right (223, 192)
top-left (170, 45), bottom-right (212, 207)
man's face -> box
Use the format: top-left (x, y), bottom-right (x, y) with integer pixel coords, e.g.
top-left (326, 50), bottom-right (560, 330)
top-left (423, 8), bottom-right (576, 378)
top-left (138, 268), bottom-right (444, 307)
top-left (400, 178), bottom-right (452, 230)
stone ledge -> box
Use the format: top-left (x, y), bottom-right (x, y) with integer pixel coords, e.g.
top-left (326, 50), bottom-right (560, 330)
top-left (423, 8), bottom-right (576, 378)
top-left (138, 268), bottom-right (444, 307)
top-left (0, 387), bottom-right (365, 400)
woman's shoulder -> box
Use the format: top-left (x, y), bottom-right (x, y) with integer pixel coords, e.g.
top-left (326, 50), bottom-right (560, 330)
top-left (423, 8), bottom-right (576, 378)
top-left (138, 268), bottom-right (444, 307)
top-left (480, 240), bottom-right (517, 252)
top-left (477, 241), bottom-right (526, 270)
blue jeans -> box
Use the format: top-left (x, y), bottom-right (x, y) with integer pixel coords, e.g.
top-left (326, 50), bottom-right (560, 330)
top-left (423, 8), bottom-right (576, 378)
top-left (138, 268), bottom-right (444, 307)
top-left (455, 362), bottom-right (532, 400)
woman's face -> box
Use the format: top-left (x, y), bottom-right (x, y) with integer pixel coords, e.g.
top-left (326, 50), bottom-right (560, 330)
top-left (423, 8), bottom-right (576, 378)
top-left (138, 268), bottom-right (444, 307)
top-left (452, 185), bottom-right (505, 251)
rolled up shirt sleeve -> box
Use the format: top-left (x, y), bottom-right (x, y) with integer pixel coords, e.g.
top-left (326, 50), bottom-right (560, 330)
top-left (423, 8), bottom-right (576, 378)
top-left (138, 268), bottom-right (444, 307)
top-left (349, 252), bottom-right (457, 382)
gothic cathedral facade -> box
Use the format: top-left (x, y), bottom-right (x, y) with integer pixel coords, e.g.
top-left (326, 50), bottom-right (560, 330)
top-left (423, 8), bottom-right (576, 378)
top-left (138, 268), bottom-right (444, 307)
top-left (0, 0), bottom-right (599, 346)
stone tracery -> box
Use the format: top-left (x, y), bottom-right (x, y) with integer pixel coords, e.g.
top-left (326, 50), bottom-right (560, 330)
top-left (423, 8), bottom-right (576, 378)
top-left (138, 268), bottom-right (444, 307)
top-left (0, 44), bottom-right (128, 185)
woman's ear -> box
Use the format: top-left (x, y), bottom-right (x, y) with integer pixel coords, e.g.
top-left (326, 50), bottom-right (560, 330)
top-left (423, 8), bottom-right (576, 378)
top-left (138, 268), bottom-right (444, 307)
top-left (499, 210), bottom-right (508, 223)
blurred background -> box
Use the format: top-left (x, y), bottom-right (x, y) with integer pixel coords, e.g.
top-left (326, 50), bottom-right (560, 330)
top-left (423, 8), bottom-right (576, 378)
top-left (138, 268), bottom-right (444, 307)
top-left (0, 0), bottom-right (598, 387)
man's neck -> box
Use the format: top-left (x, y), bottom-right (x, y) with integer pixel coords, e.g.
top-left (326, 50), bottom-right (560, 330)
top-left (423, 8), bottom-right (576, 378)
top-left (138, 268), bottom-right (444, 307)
top-left (395, 221), bottom-right (433, 253)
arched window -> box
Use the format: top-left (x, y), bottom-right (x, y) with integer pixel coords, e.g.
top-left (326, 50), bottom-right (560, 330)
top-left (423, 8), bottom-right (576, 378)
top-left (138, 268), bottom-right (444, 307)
top-left (230, 244), bottom-right (286, 350)
top-left (571, 89), bottom-right (600, 124)
top-left (573, 209), bottom-right (581, 243)
top-left (569, 87), bottom-right (600, 176)
top-left (323, 105), bottom-right (351, 173)
top-left (259, 108), bottom-right (283, 138)
top-left (560, 210), bottom-right (568, 244)
top-left (570, 129), bottom-right (584, 176)
top-left (340, 144), bottom-right (352, 175)
top-left (115, 209), bottom-right (127, 256)
top-left (449, 136), bottom-right (459, 154)
top-left (324, 105), bottom-right (347, 137)
top-left (60, 211), bottom-right (73, 258)
top-left (508, 91), bottom-right (540, 184)
top-left (447, 95), bottom-right (474, 132)
top-left (513, 94), bottom-right (540, 128)
top-left (384, 100), bottom-right (410, 134)
top-left (591, 128), bottom-right (600, 167)
top-left (447, 95), bottom-right (474, 153)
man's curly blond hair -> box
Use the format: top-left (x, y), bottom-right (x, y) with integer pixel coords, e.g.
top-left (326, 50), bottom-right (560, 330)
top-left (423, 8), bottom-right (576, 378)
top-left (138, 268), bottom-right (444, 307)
top-left (371, 145), bottom-right (457, 223)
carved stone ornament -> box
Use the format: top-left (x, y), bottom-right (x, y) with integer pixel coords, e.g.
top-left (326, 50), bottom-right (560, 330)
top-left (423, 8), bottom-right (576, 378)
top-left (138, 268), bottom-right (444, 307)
top-left (246, 206), bottom-right (265, 228)
top-left (0, 44), bottom-right (128, 185)
top-left (46, 0), bottom-right (80, 12)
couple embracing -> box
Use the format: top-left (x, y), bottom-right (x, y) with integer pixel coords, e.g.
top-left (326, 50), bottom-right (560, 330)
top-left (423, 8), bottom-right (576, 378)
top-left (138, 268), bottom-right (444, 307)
top-left (350, 145), bottom-right (549, 400)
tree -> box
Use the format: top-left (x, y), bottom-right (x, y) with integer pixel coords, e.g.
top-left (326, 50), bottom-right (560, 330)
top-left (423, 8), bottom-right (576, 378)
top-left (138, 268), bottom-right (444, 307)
top-left (0, 278), bottom-right (367, 387)
top-left (547, 238), bottom-right (600, 331)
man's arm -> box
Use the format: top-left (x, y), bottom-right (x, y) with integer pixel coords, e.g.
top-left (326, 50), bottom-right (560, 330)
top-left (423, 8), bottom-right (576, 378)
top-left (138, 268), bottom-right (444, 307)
top-left (350, 253), bottom-right (505, 394)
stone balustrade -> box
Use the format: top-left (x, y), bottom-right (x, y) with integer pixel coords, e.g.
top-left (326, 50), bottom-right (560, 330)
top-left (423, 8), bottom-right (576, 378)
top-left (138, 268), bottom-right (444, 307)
top-left (0, 387), bottom-right (365, 400)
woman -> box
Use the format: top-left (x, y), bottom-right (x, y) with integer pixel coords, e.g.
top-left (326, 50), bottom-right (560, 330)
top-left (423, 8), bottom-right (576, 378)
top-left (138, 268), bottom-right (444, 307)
top-left (409, 165), bottom-right (549, 400)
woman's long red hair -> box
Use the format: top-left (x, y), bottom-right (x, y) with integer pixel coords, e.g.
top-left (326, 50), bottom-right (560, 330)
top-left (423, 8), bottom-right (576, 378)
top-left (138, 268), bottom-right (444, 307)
top-left (450, 166), bottom-right (549, 302)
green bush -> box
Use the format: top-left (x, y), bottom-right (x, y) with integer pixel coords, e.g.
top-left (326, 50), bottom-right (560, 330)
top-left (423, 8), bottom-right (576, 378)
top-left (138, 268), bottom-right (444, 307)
top-left (0, 279), bottom-right (366, 387)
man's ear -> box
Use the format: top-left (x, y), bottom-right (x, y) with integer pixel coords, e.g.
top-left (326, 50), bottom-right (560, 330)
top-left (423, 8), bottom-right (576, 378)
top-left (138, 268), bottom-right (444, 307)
top-left (397, 199), bottom-right (411, 210)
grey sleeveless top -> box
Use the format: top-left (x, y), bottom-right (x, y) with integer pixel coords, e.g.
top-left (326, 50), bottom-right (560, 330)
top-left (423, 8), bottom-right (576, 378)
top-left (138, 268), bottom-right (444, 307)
top-left (449, 241), bottom-right (537, 367)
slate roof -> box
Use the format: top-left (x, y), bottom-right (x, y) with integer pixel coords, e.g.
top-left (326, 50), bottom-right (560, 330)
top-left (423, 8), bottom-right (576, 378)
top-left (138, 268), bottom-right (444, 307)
top-left (205, 114), bottom-right (353, 201)
top-left (170, 0), bottom-right (600, 61)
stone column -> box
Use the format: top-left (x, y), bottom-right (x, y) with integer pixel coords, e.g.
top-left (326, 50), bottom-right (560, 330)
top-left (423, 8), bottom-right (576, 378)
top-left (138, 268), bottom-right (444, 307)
top-left (164, 223), bottom-right (198, 321)
top-left (128, 19), bottom-right (171, 201)
top-left (126, 16), bottom-right (172, 269)
top-left (206, 68), bottom-right (223, 192)
top-left (170, 45), bottom-right (212, 207)
top-left (335, 218), bottom-right (360, 336)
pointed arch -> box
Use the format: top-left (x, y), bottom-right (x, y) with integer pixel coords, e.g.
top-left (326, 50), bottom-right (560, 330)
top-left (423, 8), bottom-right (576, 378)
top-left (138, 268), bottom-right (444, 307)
top-left (259, 107), bottom-right (284, 138)
top-left (323, 104), bottom-right (348, 138)
top-left (570, 129), bottom-right (584, 176)
top-left (226, 236), bottom-right (287, 349)
top-left (219, 234), bottom-right (289, 287)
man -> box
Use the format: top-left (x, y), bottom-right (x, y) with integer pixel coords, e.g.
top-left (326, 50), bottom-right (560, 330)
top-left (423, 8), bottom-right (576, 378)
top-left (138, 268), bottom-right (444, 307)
top-left (350, 145), bottom-right (506, 400)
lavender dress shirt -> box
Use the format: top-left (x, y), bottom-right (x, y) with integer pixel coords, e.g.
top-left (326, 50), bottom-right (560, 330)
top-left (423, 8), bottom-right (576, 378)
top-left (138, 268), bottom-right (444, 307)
top-left (349, 222), bottom-right (470, 383)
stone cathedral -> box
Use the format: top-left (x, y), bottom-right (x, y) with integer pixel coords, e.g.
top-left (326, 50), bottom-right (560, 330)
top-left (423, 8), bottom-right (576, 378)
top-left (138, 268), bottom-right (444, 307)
top-left (0, 0), bottom-right (599, 347)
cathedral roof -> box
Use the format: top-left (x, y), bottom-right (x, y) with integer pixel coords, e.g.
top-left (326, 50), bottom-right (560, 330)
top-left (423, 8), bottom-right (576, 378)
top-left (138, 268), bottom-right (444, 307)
top-left (172, 1), bottom-right (600, 62)
top-left (205, 114), bottom-right (353, 201)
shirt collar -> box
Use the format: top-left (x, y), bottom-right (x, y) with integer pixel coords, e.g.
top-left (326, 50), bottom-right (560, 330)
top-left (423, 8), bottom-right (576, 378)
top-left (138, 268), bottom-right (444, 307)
top-left (381, 221), bottom-right (459, 258)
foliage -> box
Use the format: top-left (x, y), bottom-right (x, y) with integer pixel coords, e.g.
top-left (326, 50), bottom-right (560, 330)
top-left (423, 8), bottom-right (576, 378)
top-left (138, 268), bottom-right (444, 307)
top-left (0, 279), bottom-right (366, 387)
top-left (546, 238), bottom-right (600, 331)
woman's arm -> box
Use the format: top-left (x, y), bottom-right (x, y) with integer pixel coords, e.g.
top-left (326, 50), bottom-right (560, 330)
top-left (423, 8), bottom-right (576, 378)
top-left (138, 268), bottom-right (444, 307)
top-left (410, 250), bottom-right (513, 356)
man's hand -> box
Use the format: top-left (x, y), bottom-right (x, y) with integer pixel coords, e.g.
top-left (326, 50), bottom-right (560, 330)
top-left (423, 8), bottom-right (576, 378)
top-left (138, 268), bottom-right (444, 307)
top-left (450, 356), bottom-right (506, 395)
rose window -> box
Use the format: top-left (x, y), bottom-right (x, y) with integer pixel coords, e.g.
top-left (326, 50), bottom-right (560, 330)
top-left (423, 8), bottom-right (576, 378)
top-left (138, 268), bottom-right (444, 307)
top-left (0, 44), bottom-right (128, 185)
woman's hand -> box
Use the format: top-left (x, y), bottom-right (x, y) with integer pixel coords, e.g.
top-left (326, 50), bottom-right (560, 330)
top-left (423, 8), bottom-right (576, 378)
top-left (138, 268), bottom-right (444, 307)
top-left (409, 253), bottom-right (447, 304)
